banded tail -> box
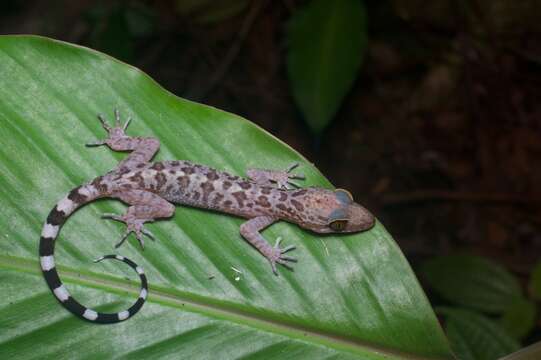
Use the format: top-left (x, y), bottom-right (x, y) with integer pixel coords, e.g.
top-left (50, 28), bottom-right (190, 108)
top-left (39, 182), bottom-right (148, 324)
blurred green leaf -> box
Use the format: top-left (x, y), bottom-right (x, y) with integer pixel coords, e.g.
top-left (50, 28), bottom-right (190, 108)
top-left (86, 3), bottom-right (155, 62)
top-left (421, 255), bottom-right (522, 313)
top-left (500, 298), bottom-right (536, 340)
top-left (530, 259), bottom-right (541, 300)
top-left (0, 36), bottom-right (452, 359)
top-left (125, 4), bottom-right (155, 37)
top-left (440, 307), bottom-right (520, 360)
top-left (286, 0), bottom-right (367, 134)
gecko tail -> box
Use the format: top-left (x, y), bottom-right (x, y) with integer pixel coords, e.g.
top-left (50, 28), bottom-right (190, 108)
top-left (39, 183), bottom-right (148, 324)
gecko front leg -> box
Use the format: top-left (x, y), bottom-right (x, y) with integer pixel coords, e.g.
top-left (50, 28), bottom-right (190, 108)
top-left (240, 216), bottom-right (297, 275)
top-left (87, 109), bottom-right (160, 171)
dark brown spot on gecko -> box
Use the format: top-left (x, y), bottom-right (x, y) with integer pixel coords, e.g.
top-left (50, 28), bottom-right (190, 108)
top-left (117, 166), bottom-right (130, 174)
top-left (155, 172), bottom-right (167, 190)
top-left (67, 187), bottom-right (88, 204)
top-left (91, 176), bottom-right (108, 193)
top-left (232, 191), bottom-right (247, 207)
top-left (276, 203), bottom-right (287, 212)
top-left (223, 200), bottom-right (233, 207)
top-left (192, 192), bottom-right (200, 201)
top-left (207, 170), bottom-right (219, 181)
top-left (292, 189), bottom-right (307, 197)
top-left (291, 199), bottom-right (304, 211)
top-left (136, 163), bottom-right (146, 169)
top-left (129, 173), bottom-right (145, 187)
top-left (261, 187), bottom-right (271, 195)
top-left (151, 162), bottom-right (165, 171)
top-left (279, 192), bottom-right (288, 201)
top-left (177, 175), bottom-right (190, 188)
top-left (256, 195), bottom-right (271, 208)
top-left (212, 193), bottom-right (224, 206)
top-left (200, 181), bottom-right (215, 202)
top-left (171, 161), bottom-right (180, 167)
top-left (47, 206), bottom-right (66, 226)
top-left (222, 181), bottom-right (232, 190)
top-left (181, 167), bottom-right (195, 175)
top-left (238, 181), bottom-right (251, 190)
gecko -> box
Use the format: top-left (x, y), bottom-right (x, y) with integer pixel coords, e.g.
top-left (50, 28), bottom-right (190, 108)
top-left (39, 109), bottom-right (375, 324)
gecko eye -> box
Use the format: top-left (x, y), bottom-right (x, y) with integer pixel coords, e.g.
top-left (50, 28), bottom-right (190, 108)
top-left (329, 219), bottom-right (348, 231)
top-left (335, 189), bottom-right (353, 204)
top-left (327, 208), bottom-right (348, 231)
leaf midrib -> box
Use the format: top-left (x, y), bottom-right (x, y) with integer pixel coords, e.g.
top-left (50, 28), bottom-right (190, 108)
top-left (1, 253), bottom-right (436, 360)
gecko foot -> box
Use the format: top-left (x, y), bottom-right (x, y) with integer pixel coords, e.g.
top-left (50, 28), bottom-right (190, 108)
top-left (267, 236), bottom-right (297, 275)
top-left (102, 213), bottom-right (155, 250)
top-left (86, 109), bottom-right (132, 147)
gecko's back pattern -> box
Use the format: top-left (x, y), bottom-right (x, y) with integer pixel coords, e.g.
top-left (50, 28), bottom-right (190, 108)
top-left (39, 110), bottom-right (375, 324)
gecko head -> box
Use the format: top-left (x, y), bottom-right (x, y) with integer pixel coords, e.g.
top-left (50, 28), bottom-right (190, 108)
top-left (293, 188), bottom-right (375, 234)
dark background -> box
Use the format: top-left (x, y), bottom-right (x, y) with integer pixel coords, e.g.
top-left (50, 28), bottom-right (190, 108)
top-left (3, 0), bottom-right (541, 351)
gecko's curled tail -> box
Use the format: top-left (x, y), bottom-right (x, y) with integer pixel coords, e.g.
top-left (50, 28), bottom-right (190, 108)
top-left (39, 182), bottom-right (147, 324)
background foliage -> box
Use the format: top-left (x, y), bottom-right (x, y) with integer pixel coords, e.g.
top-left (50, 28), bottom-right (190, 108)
top-left (2, 0), bottom-right (541, 358)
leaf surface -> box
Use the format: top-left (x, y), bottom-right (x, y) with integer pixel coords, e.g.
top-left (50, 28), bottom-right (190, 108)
top-left (0, 36), bottom-right (451, 359)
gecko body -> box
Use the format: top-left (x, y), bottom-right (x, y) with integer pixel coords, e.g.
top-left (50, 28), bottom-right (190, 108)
top-left (39, 110), bottom-right (375, 324)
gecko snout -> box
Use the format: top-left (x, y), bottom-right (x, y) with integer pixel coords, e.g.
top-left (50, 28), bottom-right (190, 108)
top-left (344, 203), bottom-right (375, 232)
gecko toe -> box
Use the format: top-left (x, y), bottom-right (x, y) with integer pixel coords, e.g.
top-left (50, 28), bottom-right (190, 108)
top-left (86, 139), bottom-right (106, 147)
top-left (281, 245), bottom-right (296, 253)
top-left (114, 231), bottom-right (130, 248)
top-left (97, 114), bottom-right (112, 131)
top-left (280, 255), bottom-right (297, 262)
top-left (102, 213), bottom-right (123, 222)
top-left (276, 259), bottom-right (294, 270)
top-left (270, 261), bottom-right (278, 276)
top-left (141, 228), bottom-right (155, 241)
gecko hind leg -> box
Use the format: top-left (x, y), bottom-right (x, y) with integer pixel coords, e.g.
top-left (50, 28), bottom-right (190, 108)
top-left (246, 162), bottom-right (305, 189)
top-left (105, 190), bottom-right (175, 249)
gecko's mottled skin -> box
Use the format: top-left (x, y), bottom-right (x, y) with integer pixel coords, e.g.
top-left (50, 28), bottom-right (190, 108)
top-left (39, 110), bottom-right (375, 324)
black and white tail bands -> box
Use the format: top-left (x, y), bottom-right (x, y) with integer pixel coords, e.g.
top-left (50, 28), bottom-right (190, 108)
top-left (39, 183), bottom-right (148, 324)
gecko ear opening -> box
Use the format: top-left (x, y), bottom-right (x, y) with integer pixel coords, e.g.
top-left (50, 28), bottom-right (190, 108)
top-left (335, 189), bottom-right (354, 204)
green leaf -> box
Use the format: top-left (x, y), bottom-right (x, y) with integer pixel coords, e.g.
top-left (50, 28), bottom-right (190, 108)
top-left (0, 36), bottom-right (452, 359)
top-left (530, 259), bottom-right (541, 300)
top-left (500, 298), bottom-right (536, 340)
top-left (286, 0), bottom-right (367, 134)
top-left (439, 307), bottom-right (520, 360)
top-left (420, 255), bottom-right (522, 313)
